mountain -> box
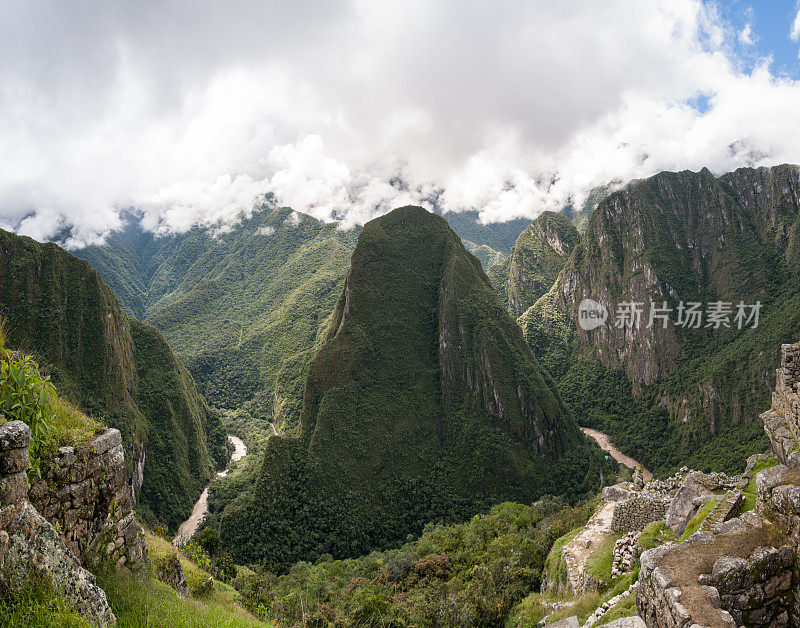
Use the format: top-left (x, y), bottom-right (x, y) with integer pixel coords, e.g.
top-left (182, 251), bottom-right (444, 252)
top-left (76, 205), bottom-right (359, 437)
top-left (216, 206), bottom-right (608, 570)
top-left (519, 165), bottom-right (800, 474)
top-left (439, 210), bottom-right (531, 254)
top-left (462, 239), bottom-right (506, 270)
top-left (0, 228), bottom-right (228, 530)
top-left (489, 211), bottom-right (581, 317)
top-left (561, 186), bottom-right (613, 232)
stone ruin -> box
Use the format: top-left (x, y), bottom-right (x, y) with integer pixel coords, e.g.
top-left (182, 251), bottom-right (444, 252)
top-left (635, 340), bottom-right (800, 627)
top-left (1, 417), bottom-right (150, 625)
top-left (0, 420), bottom-right (115, 625)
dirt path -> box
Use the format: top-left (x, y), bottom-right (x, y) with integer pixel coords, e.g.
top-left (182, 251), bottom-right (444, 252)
top-left (173, 435), bottom-right (247, 546)
top-left (581, 427), bottom-right (653, 481)
top-left (562, 500), bottom-right (616, 592)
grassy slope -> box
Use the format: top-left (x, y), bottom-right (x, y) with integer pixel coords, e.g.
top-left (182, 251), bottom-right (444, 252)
top-left (0, 228), bottom-right (227, 531)
top-left (219, 207), bottom-right (611, 570)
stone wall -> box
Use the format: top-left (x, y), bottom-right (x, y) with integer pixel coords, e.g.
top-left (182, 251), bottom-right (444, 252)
top-left (1, 419), bottom-right (116, 625)
top-left (27, 428), bottom-right (147, 573)
top-left (611, 495), bottom-right (671, 532)
top-left (762, 342), bottom-right (800, 463)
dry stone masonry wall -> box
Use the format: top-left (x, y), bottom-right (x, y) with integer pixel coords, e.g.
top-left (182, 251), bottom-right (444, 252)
top-left (611, 494), bottom-right (671, 532)
top-left (28, 428), bottom-right (147, 573)
top-left (0, 419), bottom-right (116, 625)
top-left (762, 342), bottom-right (800, 463)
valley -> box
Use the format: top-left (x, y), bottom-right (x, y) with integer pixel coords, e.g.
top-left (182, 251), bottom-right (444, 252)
top-left (2, 165), bottom-right (800, 627)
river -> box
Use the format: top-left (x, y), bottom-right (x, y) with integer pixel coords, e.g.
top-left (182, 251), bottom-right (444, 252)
top-left (581, 427), bottom-right (653, 481)
top-left (173, 434), bottom-right (247, 546)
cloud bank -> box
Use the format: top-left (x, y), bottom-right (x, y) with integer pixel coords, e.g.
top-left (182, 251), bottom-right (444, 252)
top-left (3, 0), bottom-right (800, 245)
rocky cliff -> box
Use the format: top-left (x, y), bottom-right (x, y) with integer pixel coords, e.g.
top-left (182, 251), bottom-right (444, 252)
top-left (519, 165), bottom-right (800, 474)
top-left (0, 228), bottom-right (228, 530)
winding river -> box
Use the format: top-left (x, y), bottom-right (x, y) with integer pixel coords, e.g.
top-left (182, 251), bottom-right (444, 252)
top-left (581, 427), bottom-right (653, 482)
top-left (173, 435), bottom-right (247, 546)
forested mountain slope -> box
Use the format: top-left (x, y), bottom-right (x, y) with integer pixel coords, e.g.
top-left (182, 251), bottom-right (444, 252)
top-left (519, 165), bottom-right (800, 474)
top-left (0, 228), bottom-right (228, 530)
top-left (217, 206), bottom-right (608, 570)
top-left (77, 205), bottom-right (359, 435)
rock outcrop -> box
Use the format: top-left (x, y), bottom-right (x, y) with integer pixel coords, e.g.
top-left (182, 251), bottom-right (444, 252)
top-left (0, 420), bottom-right (115, 626)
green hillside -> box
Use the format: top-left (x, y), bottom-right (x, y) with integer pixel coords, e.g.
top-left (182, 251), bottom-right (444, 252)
top-left (0, 228), bottom-right (228, 530)
top-left (519, 165), bottom-right (800, 475)
top-left (77, 205), bottom-right (359, 437)
top-left (217, 206), bottom-right (609, 571)
top-left (490, 211), bottom-right (581, 317)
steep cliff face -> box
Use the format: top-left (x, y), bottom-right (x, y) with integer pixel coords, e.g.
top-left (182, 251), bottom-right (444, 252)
top-left (520, 165), bottom-right (800, 474)
top-left (552, 166), bottom-right (800, 386)
top-left (0, 228), bottom-right (228, 530)
top-left (503, 212), bottom-right (581, 317)
top-left (219, 206), bottom-right (606, 569)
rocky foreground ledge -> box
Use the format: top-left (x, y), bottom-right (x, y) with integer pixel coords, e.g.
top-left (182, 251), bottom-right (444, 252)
top-left (0, 420), bottom-right (115, 625)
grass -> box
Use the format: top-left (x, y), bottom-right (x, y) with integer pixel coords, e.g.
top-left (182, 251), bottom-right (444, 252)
top-left (585, 532), bottom-right (622, 584)
top-left (740, 455), bottom-right (779, 514)
top-left (637, 521), bottom-right (676, 550)
top-left (543, 526), bottom-right (582, 588)
top-left (94, 527), bottom-right (270, 627)
top-left (98, 569), bottom-right (269, 628)
top-left (48, 399), bottom-right (105, 449)
top-left (0, 577), bottom-right (92, 627)
top-left (680, 499), bottom-right (718, 541)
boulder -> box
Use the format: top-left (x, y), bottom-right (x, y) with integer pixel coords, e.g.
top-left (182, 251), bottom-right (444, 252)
top-left (0, 500), bottom-right (115, 626)
top-left (665, 472), bottom-right (714, 534)
top-left (547, 617), bottom-right (579, 628)
top-left (602, 618), bottom-right (646, 628)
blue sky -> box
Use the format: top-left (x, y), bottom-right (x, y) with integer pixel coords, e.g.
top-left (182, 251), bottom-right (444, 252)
top-left (717, 0), bottom-right (800, 78)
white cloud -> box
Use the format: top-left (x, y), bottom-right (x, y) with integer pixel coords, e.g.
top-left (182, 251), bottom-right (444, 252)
top-left (792, 8), bottom-right (800, 42)
top-left (257, 225), bottom-right (276, 237)
top-left (2, 0), bottom-right (800, 245)
top-left (739, 23), bottom-right (755, 46)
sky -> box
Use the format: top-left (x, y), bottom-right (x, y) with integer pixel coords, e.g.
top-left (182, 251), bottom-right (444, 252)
top-left (2, 0), bottom-right (800, 247)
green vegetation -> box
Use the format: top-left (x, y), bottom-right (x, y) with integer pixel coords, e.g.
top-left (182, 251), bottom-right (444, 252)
top-left (98, 568), bottom-right (268, 628)
top-left (0, 577), bottom-right (92, 628)
top-left (219, 207), bottom-right (612, 570)
top-left (439, 209), bottom-right (530, 254)
top-left (518, 166), bottom-right (800, 476)
top-left (637, 521), bottom-right (676, 550)
top-left (740, 456), bottom-right (779, 513)
top-left (0, 228), bottom-right (228, 531)
top-left (78, 205), bottom-right (359, 440)
top-left (462, 239), bottom-right (507, 270)
top-left (496, 212), bottom-right (581, 316)
top-left (542, 526), bottom-right (582, 590)
top-left (0, 342), bottom-right (104, 477)
top-left (585, 533), bottom-right (622, 585)
top-left (680, 499), bottom-right (718, 541)
top-left (234, 498), bottom-right (594, 627)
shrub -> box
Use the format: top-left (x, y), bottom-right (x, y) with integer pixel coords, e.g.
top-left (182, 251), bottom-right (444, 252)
top-left (0, 351), bottom-right (56, 477)
top-left (408, 553), bottom-right (451, 587)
